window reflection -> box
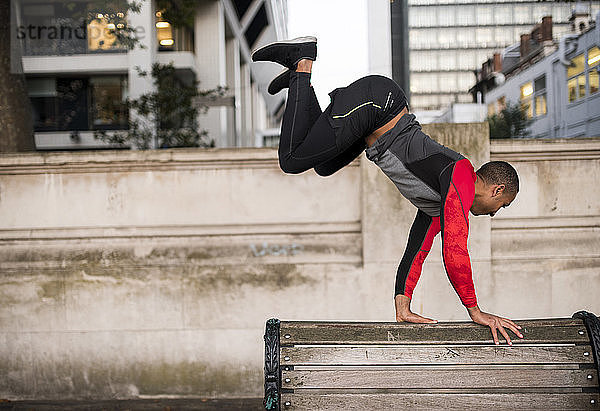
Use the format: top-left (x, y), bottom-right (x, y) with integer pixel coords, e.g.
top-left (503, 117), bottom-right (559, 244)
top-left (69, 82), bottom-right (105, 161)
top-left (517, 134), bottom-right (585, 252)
top-left (27, 76), bottom-right (128, 131)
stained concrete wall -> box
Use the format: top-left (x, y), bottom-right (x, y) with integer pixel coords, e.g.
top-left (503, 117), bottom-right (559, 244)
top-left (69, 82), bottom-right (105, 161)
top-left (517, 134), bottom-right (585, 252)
top-left (0, 128), bottom-right (598, 400)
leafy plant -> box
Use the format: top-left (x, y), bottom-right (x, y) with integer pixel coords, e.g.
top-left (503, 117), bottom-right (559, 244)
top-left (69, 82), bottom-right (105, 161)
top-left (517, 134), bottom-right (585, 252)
top-left (487, 101), bottom-right (532, 139)
top-left (94, 62), bottom-right (226, 149)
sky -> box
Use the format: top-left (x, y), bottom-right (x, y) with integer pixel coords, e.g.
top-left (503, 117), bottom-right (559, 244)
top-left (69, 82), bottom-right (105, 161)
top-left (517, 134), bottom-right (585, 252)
top-left (287, 0), bottom-right (370, 108)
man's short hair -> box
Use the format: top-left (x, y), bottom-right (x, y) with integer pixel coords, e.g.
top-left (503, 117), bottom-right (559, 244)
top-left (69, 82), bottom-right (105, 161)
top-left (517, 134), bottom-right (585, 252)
top-left (476, 161), bottom-right (519, 195)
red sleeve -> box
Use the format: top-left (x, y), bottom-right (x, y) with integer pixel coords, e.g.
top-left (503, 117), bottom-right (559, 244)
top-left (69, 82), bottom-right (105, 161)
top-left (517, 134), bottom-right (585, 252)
top-left (403, 216), bottom-right (441, 299)
top-left (441, 159), bottom-right (477, 308)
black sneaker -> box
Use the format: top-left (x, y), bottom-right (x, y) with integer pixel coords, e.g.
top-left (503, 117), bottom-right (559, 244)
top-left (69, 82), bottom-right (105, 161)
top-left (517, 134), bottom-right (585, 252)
top-left (252, 36), bottom-right (317, 69)
top-left (268, 69), bottom-right (291, 95)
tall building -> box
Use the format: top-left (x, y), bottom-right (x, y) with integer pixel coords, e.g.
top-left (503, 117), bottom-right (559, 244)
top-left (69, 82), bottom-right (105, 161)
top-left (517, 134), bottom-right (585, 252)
top-left (393, 0), bottom-right (598, 113)
top-left (17, 0), bottom-right (288, 150)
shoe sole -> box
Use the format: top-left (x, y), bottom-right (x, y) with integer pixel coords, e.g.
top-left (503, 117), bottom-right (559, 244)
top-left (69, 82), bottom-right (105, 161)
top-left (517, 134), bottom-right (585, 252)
top-left (251, 36), bottom-right (317, 61)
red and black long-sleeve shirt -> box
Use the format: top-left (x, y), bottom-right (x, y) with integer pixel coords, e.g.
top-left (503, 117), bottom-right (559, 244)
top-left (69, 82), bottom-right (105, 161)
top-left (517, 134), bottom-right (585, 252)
top-left (365, 113), bottom-right (478, 308)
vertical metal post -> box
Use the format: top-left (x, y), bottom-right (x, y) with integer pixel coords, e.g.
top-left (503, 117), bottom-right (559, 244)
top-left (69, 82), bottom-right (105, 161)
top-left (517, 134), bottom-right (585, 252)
top-left (264, 318), bottom-right (281, 410)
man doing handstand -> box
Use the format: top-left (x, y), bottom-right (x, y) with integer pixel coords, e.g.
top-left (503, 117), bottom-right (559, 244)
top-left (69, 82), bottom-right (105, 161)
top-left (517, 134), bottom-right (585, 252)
top-left (252, 37), bottom-right (523, 345)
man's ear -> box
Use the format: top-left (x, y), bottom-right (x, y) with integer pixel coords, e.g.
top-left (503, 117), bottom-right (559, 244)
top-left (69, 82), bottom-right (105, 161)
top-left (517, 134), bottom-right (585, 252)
top-left (492, 184), bottom-right (506, 197)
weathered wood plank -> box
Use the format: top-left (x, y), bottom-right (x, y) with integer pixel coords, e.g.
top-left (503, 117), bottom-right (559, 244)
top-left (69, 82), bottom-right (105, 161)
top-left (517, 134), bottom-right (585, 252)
top-left (279, 319), bottom-right (589, 345)
top-left (279, 393), bottom-right (600, 410)
top-left (282, 368), bottom-right (598, 389)
top-left (280, 345), bottom-right (594, 366)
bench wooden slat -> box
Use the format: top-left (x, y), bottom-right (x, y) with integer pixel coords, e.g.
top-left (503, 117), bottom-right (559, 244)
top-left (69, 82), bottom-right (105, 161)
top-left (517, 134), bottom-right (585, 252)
top-left (281, 345), bottom-right (593, 366)
top-left (282, 368), bottom-right (598, 389)
top-left (280, 319), bottom-right (589, 345)
top-left (280, 393), bottom-right (600, 410)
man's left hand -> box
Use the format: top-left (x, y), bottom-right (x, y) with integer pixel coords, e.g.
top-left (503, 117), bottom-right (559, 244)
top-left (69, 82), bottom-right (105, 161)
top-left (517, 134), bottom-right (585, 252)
top-left (467, 305), bottom-right (523, 345)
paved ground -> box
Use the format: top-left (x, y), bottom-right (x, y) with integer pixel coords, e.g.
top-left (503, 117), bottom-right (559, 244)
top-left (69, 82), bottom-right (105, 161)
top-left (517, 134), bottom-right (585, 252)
top-left (0, 398), bottom-right (264, 410)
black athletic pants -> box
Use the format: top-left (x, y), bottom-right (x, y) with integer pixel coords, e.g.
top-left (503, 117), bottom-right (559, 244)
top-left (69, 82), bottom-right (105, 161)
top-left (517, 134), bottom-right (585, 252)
top-left (278, 71), bottom-right (407, 176)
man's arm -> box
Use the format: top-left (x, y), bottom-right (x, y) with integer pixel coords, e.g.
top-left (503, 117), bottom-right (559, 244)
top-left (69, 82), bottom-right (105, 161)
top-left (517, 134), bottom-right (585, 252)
top-left (394, 210), bottom-right (440, 323)
top-left (439, 159), bottom-right (477, 308)
top-left (440, 159), bottom-right (523, 344)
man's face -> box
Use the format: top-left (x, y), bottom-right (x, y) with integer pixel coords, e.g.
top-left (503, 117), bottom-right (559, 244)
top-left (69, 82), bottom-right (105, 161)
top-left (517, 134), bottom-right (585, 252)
top-left (470, 184), bottom-right (516, 217)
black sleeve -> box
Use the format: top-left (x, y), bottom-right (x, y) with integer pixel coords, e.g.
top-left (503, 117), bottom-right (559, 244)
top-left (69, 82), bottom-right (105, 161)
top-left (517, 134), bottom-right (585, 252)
top-left (395, 209), bottom-right (439, 298)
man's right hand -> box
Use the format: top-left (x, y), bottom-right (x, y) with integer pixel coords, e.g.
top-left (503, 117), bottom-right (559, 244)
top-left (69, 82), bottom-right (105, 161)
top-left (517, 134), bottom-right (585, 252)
top-left (395, 294), bottom-right (438, 324)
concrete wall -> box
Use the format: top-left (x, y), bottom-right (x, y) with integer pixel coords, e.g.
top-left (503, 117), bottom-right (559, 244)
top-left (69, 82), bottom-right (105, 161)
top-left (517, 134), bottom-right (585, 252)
top-left (1, 128), bottom-right (599, 399)
top-left (490, 138), bottom-right (600, 318)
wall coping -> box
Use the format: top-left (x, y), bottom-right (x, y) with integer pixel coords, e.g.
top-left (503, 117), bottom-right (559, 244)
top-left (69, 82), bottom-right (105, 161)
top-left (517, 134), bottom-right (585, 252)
top-left (2, 135), bottom-right (598, 174)
top-left (491, 137), bottom-right (600, 161)
top-left (0, 148), bottom-right (282, 175)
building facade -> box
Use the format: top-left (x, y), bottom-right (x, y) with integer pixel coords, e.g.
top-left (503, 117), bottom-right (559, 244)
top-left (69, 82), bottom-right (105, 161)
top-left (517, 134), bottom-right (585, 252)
top-left (398, 0), bottom-right (598, 113)
top-left (17, 0), bottom-right (288, 150)
top-left (483, 10), bottom-right (600, 139)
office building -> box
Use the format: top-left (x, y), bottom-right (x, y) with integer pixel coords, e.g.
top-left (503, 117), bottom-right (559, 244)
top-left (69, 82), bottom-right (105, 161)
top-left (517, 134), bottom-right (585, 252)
top-left (18, 0), bottom-right (288, 150)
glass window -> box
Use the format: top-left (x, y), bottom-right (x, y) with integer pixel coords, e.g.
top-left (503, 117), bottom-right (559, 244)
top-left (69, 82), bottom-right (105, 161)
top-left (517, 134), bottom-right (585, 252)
top-left (520, 82), bottom-right (533, 100)
top-left (534, 76), bottom-right (546, 92)
top-left (457, 51), bottom-right (476, 70)
top-left (437, 29), bottom-right (455, 48)
top-left (568, 54), bottom-right (585, 77)
top-left (409, 30), bottom-right (423, 48)
top-left (476, 28), bottom-right (493, 45)
top-left (577, 74), bottom-right (586, 99)
top-left (411, 74), bottom-right (438, 93)
top-left (456, 29), bottom-right (472, 47)
top-left (439, 51), bottom-right (456, 70)
top-left (56, 78), bottom-right (89, 130)
top-left (439, 73), bottom-right (457, 92)
top-left (90, 76), bottom-right (128, 129)
top-left (588, 46), bottom-right (600, 68)
top-left (520, 81), bottom-right (533, 118)
top-left (476, 6), bottom-right (493, 25)
top-left (568, 77), bottom-right (578, 102)
top-left (566, 53), bottom-right (588, 103)
top-left (513, 6), bottom-right (531, 24)
top-left (552, 5), bottom-right (570, 22)
top-left (411, 51), bottom-right (437, 71)
top-left (494, 7), bottom-right (512, 25)
top-left (410, 7), bottom-right (434, 28)
top-left (590, 71), bottom-right (599, 95)
top-left (156, 12), bottom-right (174, 50)
top-left (437, 6), bottom-right (455, 26)
top-left (28, 78), bottom-right (58, 130)
top-left (27, 78), bottom-right (57, 97)
top-left (532, 75), bottom-right (547, 116)
top-left (495, 27), bottom-right (513, 46)
top-left (521, 101), bottom-right (533, 119)
top-left (410, 29), bottom-right (437, 48)
top-left (411, 95), bottom-right (439, 110)
top-left (456, 6), bottom-right (475, 26)
top-left (88, 16), bottom-right (118, 51)
top-left (535, 95), bottom-right (547, 116)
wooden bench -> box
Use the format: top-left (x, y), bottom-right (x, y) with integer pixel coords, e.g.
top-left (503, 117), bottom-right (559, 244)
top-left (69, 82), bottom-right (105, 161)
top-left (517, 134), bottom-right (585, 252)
top-left (264, 311), bottom-right (600, 410)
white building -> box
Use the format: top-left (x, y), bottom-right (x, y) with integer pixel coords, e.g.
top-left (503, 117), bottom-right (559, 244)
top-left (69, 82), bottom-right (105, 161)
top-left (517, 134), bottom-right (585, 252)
top-left (18, 0), bottom-right (288, 150)
top-left (484, 10), bottom-right (600, 138)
